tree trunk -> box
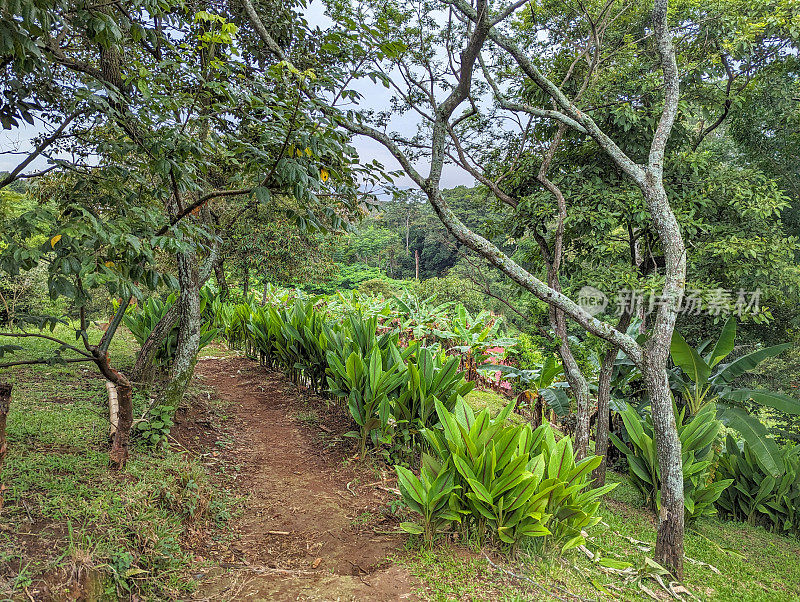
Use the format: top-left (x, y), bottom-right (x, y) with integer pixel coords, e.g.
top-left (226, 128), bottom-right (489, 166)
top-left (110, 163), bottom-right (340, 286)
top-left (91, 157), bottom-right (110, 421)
top-left (593, 348), bottom-right (615, 486)
top-left (552, 306), bottom-right (590, 459)
top-left (130, 301), bottom-right (179, 383)
top-left (593, 311), bottom-right (633, 486)
top-left (214, 255), bottom-right (229, 300)
top-left (162, 249), bottom-right (202, 410)
top-left (415, 249), bottom-right (420, 280)
top-left (242, 262), bottom-right (249, 298)
top-left (0, 382), bottom-right (11, 507)
top-left (643, 356), bottom-right (685, 578)
top-left (95, 354), bottom-right (133, 470)
top-left (130, 243), bottom-right (218, 383)
top-left (106, 380), bottom-right (119, 438)
top-left (405, 214), bottom-right (410, 255)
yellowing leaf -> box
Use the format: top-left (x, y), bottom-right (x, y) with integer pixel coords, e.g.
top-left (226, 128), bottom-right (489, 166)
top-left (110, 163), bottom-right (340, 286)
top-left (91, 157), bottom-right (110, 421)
top-left (305, 147), bottom-right (313, 157)
top-left (105, 261), bottom-right (115, 268)
top-left (320, 168), bottom-right (329, 182)
top-left (296, 148), bottom-right (304, 158)
top-left (50, 234), bottom-right (62, 248)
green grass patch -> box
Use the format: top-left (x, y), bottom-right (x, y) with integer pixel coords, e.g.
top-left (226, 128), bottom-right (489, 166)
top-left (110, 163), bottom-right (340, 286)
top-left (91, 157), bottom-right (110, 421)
top-left (0, 325), bottom-right (231, 600)
top-left (465, 388), bottom-right (513, 415)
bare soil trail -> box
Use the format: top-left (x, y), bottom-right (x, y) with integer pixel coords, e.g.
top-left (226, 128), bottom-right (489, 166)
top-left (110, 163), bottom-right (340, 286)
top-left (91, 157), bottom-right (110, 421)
top-left (183, 356), bottom-right (420, 601)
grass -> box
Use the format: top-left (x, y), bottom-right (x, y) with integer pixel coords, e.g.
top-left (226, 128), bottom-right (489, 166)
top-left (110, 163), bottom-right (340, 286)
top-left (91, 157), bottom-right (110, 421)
top-left (466, 388), bottom-right (515, 415)
top-left (0, 324), bottom-right (231, 600)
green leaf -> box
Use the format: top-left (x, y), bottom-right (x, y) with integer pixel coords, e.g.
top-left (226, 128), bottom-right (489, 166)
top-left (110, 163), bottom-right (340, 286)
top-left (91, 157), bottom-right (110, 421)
top-left (399, 522), bottom-right (425, 535)
top-left (723, 389), bottom-right (800, 415)
top-left (715, 343), bottom-right (791, 384)
top-left (718, 406), bottom-right (782, 477)
top-left (671, 330), bottom-right (711, 387)
top-left (706, 317), bottom-right (736, 367)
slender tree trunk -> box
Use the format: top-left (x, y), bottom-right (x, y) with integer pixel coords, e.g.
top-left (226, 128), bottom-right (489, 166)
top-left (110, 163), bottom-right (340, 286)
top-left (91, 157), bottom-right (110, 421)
top-left (130, 244), bottom-right (218, 383)
top-left (552, 306), bottom-right (591, 459)
top-left (242, 262), bottom-right (249, 298)
top-left (130, 301), bottom-right (179, 383)
top-left (415, 249), bottom-right (420, 280)
top-left (214, 255), bottom-right (229, 300)
top-left (593, 311), bottom-right (633, 486)
top-left (94, 352), bottom-right (133, 470)
top-left (405, 214), bottom-right (410, 255)
top-left (0, 382), bottom-right (11, 507)
top-left (593, 348), bottom-right (615, 486)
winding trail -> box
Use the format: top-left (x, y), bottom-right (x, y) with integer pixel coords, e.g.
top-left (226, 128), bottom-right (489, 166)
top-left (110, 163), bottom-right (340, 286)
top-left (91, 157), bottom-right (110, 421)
top-left (186, 356), bottom-right (419, 601)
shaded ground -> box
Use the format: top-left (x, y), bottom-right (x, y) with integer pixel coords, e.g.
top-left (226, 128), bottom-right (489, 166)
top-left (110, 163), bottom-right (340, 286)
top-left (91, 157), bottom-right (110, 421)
top-left (181, 356), bottom-right (419, 601)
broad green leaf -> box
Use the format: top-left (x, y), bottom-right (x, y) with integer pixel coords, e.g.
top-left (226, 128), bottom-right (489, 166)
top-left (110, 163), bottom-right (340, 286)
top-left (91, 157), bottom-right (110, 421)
top-left (718, 406), bottom-right (782, 477)
top-left (706, 317), bottom-right (736, 367)
top-left (671, 330), bottom-right (711, 387)
top-left (723, 389), bottom-right (800, 415)
top-left (715, 344), bottom-right (791, 384)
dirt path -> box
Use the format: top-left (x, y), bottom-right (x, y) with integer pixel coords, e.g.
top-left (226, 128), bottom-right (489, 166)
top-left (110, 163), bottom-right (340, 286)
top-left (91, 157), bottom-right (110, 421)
top-left (184, 356), bottom-right (420, 601)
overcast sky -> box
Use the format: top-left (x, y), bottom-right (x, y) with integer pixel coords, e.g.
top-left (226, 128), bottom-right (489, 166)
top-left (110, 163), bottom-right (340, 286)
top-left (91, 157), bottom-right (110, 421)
top-left (0, 2), bottom-right (473, 190)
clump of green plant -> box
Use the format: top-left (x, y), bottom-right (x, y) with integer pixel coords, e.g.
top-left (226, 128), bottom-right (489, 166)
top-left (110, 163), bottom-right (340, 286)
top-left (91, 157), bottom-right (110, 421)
top-left (134, 402), bottom-right (175, 448)
top-left (715, 435), bottom-right (800, 534)
top-left (329, 345), bottom-right (407, 457)
top-left (397, 398), bottom-right (616, 554)
top-left (611, 402), bottom-right (732, 521)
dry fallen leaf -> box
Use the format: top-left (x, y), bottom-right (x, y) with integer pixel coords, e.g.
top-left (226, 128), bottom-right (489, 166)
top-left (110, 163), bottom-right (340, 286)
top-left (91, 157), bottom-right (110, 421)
top-left (312, 557), bottom-right (322, 569)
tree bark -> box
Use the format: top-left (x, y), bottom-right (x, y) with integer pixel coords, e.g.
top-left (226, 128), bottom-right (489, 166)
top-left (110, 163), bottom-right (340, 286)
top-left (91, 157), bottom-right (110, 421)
top-left (214, 255), bottom-right (229, 300)
top-left (643, 356), bottom-right (685, 578)
top-left (130, 243), bottom-right (218, 383)
top-left (162, 248), bottom-right (202, 409)
top-left (94, 352), bottom-right (133, 470)
top-left (0, 382), bottom-right (11, 507)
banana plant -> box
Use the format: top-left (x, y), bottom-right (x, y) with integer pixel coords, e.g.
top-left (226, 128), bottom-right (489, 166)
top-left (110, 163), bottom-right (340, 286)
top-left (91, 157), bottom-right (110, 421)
top-left (670, 317), bottom-right (797, 476)
top-left (611, 402), bottom-right (732, 521)
top-left (432, 306), bottom-right (516, 374)
top-left (716, 435), bottom-right (800, 534)
top-left (391, 291), bottom-right (454, 342)
top-left (395, 458), bottom-right (462, 546)
top-left (482, 355), bottom-right (570, 421)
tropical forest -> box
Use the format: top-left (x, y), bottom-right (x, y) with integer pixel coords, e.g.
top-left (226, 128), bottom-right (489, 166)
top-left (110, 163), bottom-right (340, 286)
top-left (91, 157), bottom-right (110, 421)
top-left (1, 0), bottom-right (800, 600)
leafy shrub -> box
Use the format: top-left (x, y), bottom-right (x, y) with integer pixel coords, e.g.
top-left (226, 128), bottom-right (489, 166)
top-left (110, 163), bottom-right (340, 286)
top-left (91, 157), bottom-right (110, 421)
top-left (611, 402), bottom-right (732, 521)
top-left (328, 345), bottom-right (407, 456)
top-left (715, 435), bottom-right (800, 534)
top-left (358, 277), bottom-right (401, 297)
top-left (134, 402), bottom-right (175, 448)
top-left (398, 398), bottom-right (616, 553)
top-left (410, 275), bottom-right (485, 315)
